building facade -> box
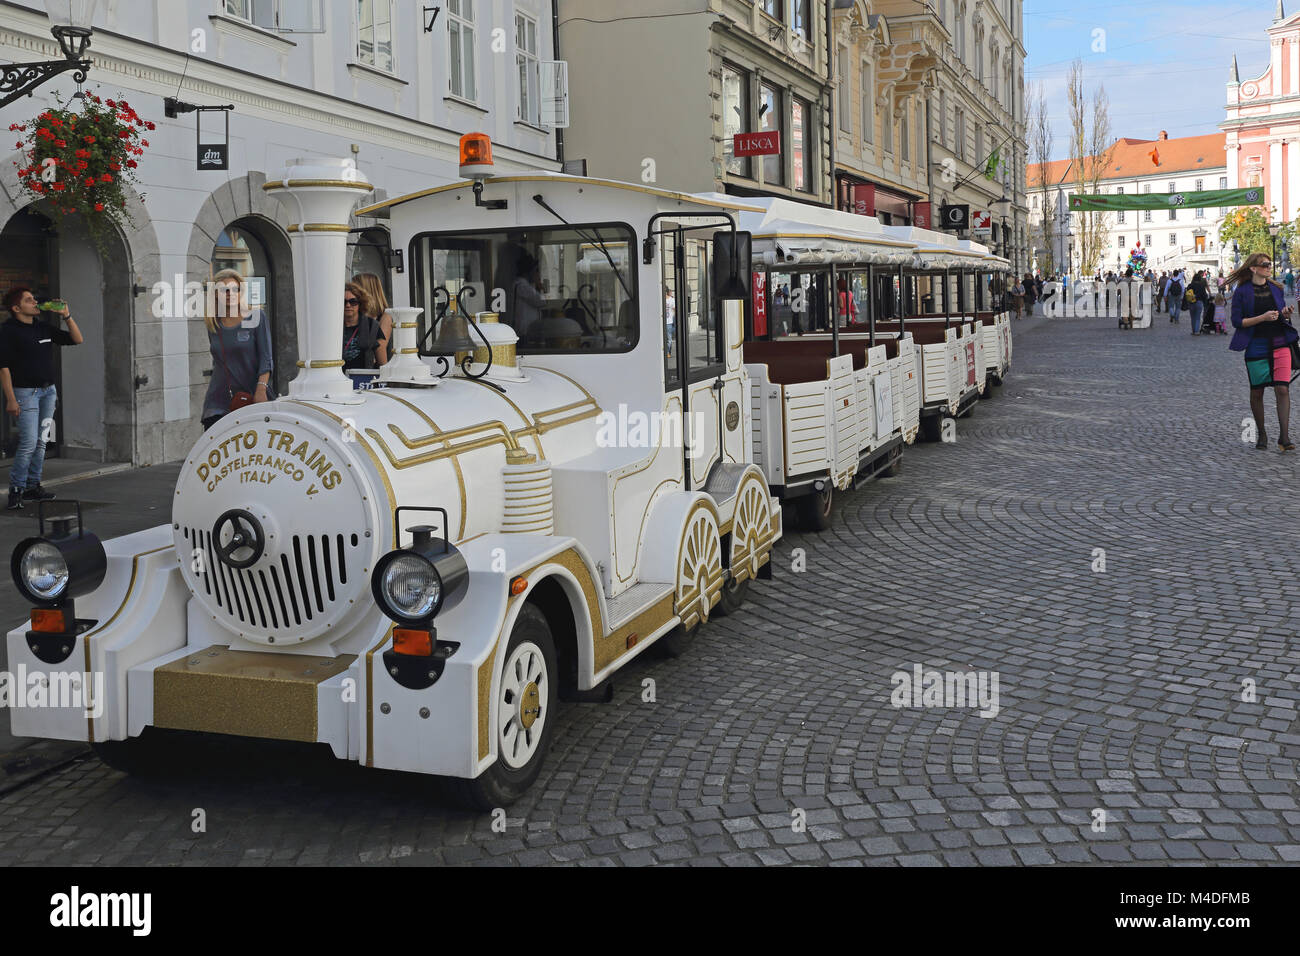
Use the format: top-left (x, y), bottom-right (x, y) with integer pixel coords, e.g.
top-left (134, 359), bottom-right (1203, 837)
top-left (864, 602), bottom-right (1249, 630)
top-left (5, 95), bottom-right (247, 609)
top-left (1, 0), bottom-right (561, 466)
top-left (831, 1), bottom-right (1026, 273)
top-left (558, 0), bottom-right (834, 204)
top-left (1027, 131), bottom-right (1229, 277)
top-left (1223, 2), bottom-right (1300, 223)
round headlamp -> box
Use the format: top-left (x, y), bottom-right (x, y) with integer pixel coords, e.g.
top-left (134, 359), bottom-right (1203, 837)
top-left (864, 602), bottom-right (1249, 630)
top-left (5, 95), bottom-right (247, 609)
top-left (371, 524), bottom-right (469, 626)
top-left (10, 507), bottom-right (107, 608)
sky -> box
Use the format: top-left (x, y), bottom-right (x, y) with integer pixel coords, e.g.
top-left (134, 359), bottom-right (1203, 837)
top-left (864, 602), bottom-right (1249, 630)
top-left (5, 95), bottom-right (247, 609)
top-left (1025, 0), bottom-right (1284, 161)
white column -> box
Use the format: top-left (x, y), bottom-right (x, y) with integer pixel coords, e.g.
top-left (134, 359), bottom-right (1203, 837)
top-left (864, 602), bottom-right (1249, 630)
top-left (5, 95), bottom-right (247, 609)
top-left (1289, 141), bottom-right (1300, 220)
top-left (1271, 140), bottom-right (1284, 217)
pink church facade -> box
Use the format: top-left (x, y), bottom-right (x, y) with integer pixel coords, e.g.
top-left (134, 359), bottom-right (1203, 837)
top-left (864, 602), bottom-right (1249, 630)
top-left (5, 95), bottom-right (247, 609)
top-left (1223, 3), bottom-right (1300, 222)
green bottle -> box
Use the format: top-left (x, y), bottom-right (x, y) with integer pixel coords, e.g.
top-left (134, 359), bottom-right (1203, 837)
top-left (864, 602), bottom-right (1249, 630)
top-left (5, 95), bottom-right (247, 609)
top-left (38, 299), bottom-right (66, 312)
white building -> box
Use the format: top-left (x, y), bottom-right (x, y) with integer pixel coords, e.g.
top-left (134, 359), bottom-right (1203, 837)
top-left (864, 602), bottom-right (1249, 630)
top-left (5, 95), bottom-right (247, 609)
top-left (1028, 130), bottom-right (1229, 277)
top-left (1, 0), bottom-right (562, 466)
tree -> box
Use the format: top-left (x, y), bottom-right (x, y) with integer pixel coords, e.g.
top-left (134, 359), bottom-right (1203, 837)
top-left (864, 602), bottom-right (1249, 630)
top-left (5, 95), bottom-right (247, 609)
top-left (1219, 206), bottom-right (1298, 267)
top-left (1066, 59), bottom-right (1115, 275)
top-left (1028, 81), bottom-right (1056, 273)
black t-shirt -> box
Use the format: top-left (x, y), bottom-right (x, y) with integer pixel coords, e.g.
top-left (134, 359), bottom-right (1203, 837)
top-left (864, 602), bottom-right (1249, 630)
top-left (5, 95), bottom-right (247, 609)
top-left (0, 317), bottom-right (75, 388)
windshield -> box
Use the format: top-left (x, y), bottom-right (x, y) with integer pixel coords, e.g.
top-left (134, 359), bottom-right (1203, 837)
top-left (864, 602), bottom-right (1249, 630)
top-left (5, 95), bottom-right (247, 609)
top-left (411, 224), bottom-right (638, 354)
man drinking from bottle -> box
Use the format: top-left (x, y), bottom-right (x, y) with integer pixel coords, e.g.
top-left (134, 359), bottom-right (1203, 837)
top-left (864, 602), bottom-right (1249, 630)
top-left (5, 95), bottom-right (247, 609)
top-left (0, 287), bottom-right (83, 510)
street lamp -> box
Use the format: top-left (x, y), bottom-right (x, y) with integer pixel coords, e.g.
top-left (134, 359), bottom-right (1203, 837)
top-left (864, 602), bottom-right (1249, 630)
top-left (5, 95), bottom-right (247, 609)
top-left (1269, 222), bottom-right (1282, 277)
top-left (0, 1), bottom-right (97, 108)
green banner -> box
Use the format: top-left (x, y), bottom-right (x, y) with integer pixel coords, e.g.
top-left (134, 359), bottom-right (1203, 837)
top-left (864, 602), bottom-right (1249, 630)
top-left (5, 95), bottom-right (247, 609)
top-left (1068, 187), bottom-right (1265, 211)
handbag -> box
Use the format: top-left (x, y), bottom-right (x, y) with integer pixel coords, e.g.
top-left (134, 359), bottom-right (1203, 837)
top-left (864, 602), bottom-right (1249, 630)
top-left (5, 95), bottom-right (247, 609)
top-left (215, 326), bottom-right (257, 411)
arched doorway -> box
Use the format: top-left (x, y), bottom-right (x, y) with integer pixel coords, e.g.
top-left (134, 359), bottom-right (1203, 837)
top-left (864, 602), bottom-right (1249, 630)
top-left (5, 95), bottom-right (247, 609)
top-left (0, 205), bottom-right (133, 466)
top-left (208, 216), bottom-right (296, 398)
top-left (349, 227), bottom-right (394, 303)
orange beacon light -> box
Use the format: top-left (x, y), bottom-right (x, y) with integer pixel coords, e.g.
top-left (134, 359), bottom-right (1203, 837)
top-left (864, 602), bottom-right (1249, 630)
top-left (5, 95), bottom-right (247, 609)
top-left (459, 133), bottom-right (495, 179)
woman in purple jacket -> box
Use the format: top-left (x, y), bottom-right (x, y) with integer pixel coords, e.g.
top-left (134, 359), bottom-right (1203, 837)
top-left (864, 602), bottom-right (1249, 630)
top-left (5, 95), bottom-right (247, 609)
top-left (1229, 253), bottom-right (1296, 450)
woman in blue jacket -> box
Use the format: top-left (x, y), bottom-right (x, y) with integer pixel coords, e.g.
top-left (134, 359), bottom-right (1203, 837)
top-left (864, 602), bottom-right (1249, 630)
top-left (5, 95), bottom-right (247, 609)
top-left (1230, 252), bottom-right (1296, 450)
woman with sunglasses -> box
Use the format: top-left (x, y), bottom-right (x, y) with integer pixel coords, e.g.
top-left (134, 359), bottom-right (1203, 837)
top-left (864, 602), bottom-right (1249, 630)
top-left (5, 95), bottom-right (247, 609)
top-left (1229, 252), bottom-right (1296, 450)
top-left (342, 282), bottom-right (387, 373)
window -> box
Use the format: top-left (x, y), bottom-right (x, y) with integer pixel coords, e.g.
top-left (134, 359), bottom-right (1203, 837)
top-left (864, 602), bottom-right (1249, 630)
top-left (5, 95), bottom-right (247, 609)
top-left (1220, 176), bottom-right (1228, 188)
top-left (1118, 236), bottom-right (1125, 247)
top-left (974, 126), bottom-right (983, 169)
top-left (1196, 206), bottom-right (1205, 219)
top-left (1117, 186), bottom-right (1124, 193)
top-left (1169, 207), bottom-right (1176, 220)
top-left (1195, 179), bottom-right (1203, 191)
top-left (900, 102), bottom-right (910, 162)
top-left (515, 12), bottom-right (539, 125)
top-left (226, 0), bottom-right (273, 27)
top-left (793, 0), bottom-right (812, 40)
top-left (1167, 181), bottom-right (1175, 192)
top-left (838, 50), bottom-right (851, 132)
top-left (793, 96), bottom-right (814, 193)
top-left (1169, 233), bottom-right (1176, 246)
top-left (1144, 210), bottom-right (1152, 222)
top-left (861, 66), bottom-right (874, 144)
top-left (760, 82), bottom-right (783, 185)
top-left (448, 0), bottom-right (476, 101)
top-left (1143, 183), bottom-right (1151, 192)
top-left (356, 0), bottom-right (394, 72)
top-left (1032, 195), bottom-right (1038, 209)
top-left (411, 224), bottom-right (638, 355)
top-left (762, 0), bottom-right (782, 20)
top-left (991, 47), bottom-right (998, 98)
top-left (955, 108), bottom-right (965, 160)
top-left (955, 11), bottom-right (964, 60)
top-left (1145, 234), bottom-right (1152, 247)
top-left (722, 63), bottom-right (751, 177)
top-left (883, 99), bottom-right (893, 154)
top-left (1118, 210), bottom-right (1126, 223)
top-left (975, 34), bottom-right (983, 80)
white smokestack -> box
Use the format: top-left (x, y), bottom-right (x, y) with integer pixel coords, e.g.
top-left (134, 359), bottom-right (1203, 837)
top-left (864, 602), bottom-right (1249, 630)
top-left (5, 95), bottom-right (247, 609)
top-left (264, 157), bottom-right (374, 404)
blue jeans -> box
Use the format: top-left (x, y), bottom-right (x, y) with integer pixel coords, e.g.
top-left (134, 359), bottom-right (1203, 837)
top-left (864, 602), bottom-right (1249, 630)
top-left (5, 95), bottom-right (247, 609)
top-left (1189, 301), bottom-right (1204, 334)
top-left (1169, 299), bottom-right (1181, 321)
top-left (9, 385), bottom-right (57, 490)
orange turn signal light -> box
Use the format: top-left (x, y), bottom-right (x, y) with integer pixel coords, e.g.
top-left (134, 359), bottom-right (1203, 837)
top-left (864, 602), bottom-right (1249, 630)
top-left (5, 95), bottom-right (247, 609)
top-left (459, 133), bottom-right (494, 168)
top-left (392, 628), bottom-right (434, 657)
top-left (30, 608), bottom-right (68, 633)
top-left (510, 576), bottom-right (528, 596)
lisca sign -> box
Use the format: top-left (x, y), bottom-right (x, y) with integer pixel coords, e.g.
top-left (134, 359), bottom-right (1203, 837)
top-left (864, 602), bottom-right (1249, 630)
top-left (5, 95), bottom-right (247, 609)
top-left (734, 131), bottom-right (781, 157)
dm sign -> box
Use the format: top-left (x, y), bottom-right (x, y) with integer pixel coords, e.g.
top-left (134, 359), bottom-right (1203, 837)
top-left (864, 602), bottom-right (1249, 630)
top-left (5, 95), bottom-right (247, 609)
top-left (198, 143), bottom-right (229, 171)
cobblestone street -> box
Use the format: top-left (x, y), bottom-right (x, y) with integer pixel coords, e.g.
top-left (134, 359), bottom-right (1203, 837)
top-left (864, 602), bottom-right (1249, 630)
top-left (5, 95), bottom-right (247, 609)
top-left (2, 313), bottom-right (1299, 866)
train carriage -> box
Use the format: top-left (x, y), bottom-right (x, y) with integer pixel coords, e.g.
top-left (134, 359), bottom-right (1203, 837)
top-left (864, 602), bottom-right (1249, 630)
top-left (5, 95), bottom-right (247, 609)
top-left (6, 140), bottom-right (789, 807)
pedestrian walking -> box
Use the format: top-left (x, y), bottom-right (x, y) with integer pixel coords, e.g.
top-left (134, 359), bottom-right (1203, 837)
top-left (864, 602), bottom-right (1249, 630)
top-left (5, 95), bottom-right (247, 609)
top-left (0, 287), bottom-right (83, 509)
top-left (1189, 270), bottom-right (1208, 334)
top-left (1167, 272), bottom-right (1183, 323)
top-left (1011, 277), bottom-right (1025, 318)
top-left (1229, 253), bottom-right (1296, 451)
top-left (201, 270), bottom-right (273, 432)
top-left (351, 273), bottom-right (394, 365)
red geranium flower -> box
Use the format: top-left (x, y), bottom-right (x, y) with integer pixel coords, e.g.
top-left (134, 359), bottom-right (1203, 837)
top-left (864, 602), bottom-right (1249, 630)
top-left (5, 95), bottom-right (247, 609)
top-left (142, 140), bottom-right (149, 147)
top-left (125, 159), bottom-right (137, 168)
top-left (146, 121), bottom-right (156, 131)
top-left (94, 203), bottom-right (104, 211)
top-left (83, 136), bottom-right (95, 144)
top-left (52, 182), bottom-right (65, 191)
top-left (101, 174), bottom-right (112, 182)
top-left (106, 99), bottom-right (115, 107)
top-left (76, 160), bottom-right (88, 170)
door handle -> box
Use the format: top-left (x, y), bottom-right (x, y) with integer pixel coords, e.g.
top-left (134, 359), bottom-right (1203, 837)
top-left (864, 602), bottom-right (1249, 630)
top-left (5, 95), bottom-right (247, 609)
top-left (134, 374), bottom-right (149, 389)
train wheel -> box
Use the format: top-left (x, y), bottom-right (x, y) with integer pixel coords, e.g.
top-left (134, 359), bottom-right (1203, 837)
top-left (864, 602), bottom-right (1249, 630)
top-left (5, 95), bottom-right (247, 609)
top-left (716, 476), bottom-right (771, 618)
top-left (796, 483), bottom-right (834, 532)
top-left (661, 505), bottom-right (723, 656)
top-left (443, 605), bottom-right (557, 810)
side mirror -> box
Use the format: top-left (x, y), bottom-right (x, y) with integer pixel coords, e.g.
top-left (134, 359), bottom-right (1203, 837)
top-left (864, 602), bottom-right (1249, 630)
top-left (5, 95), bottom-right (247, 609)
top-left (713, 230), bottom-right (752, 300)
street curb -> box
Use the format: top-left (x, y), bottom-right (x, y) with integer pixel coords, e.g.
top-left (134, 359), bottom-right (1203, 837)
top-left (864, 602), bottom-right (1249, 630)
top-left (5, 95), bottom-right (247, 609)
top-left (0, 741), bottom-right (90, 796)
top-left (42, 462), bottom-right (134, 489)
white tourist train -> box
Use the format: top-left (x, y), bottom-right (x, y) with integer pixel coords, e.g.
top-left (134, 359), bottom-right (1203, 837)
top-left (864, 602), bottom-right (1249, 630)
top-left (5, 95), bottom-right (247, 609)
top-left (6, 136), bottom-right (1011, 807)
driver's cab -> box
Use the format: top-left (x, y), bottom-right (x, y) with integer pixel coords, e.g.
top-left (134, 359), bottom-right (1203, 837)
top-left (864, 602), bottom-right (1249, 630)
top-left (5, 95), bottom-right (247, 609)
top-left (364, 146), bottom-right (758, 597)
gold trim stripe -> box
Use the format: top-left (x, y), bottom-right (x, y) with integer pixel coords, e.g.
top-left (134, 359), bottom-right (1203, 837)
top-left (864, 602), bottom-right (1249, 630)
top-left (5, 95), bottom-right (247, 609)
top-left (263, 179), bottom-right (374, 191)
top-left (287, 224), bottom-right (354, 233)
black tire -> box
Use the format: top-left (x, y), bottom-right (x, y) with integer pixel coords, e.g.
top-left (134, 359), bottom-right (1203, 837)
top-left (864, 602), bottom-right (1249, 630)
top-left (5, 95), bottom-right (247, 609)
top-left (658, 620), bottom-right (698, 658)
top-left (881, 452), bottom-right (903, 478)
top-left (441, 604), bottom-right (557, 811)
top-left (712, 573), bottom-right (750, 617)
top-left (795, 483), bottom-right (834, 532)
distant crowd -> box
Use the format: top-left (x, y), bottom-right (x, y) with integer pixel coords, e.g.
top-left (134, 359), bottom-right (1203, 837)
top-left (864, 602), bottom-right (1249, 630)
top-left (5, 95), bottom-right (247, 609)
top-left (1000, 266), bottom-right (1300, 336)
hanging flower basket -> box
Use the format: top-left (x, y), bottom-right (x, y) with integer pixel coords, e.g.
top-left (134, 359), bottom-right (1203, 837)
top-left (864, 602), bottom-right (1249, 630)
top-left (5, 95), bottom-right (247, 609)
top-left (9, 90), bottom-right (153, 254)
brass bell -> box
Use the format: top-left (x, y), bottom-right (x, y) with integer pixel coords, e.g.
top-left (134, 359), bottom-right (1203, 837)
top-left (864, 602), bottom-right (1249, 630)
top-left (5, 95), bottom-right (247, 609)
top-left (429, 312), bottom-right (476, 355)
